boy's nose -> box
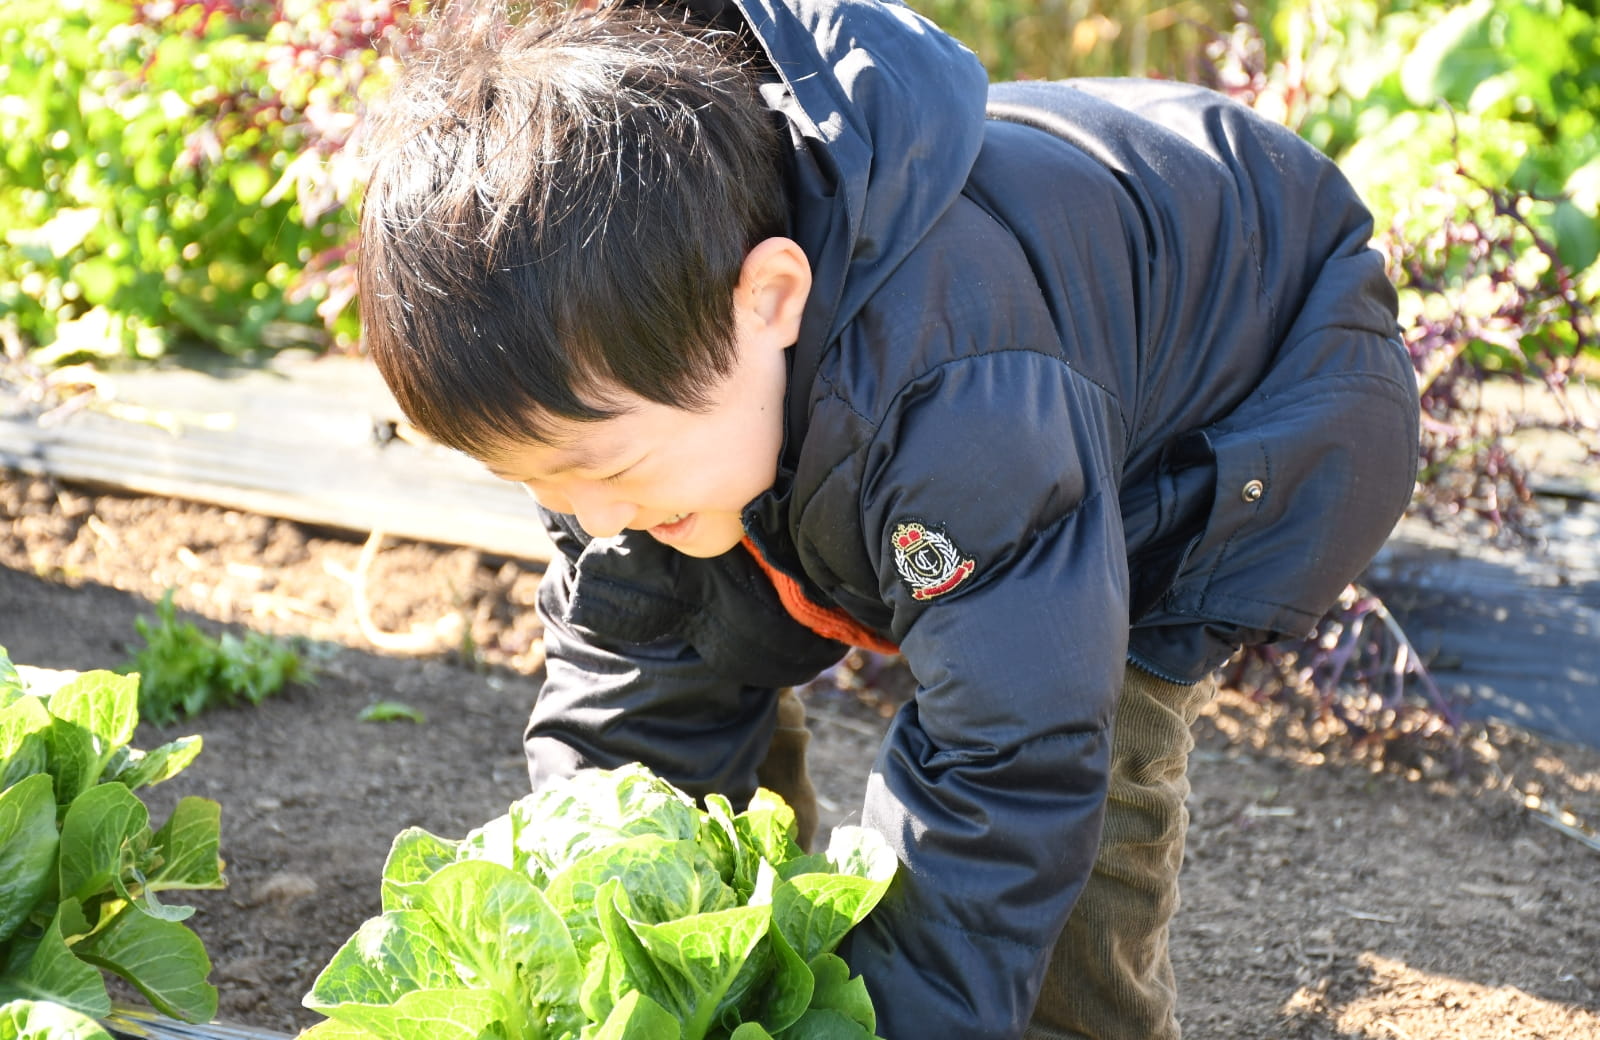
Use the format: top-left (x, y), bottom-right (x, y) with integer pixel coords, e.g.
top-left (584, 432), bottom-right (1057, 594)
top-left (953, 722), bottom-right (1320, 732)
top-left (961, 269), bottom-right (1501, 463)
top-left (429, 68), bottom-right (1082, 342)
top-left (568, 489), bottom-right (639, 539)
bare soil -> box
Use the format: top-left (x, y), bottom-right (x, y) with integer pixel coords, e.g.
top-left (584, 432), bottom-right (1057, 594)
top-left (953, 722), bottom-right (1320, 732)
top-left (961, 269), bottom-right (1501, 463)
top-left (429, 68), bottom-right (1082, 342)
top-left (3, 468), bottom-right (1597, 1039)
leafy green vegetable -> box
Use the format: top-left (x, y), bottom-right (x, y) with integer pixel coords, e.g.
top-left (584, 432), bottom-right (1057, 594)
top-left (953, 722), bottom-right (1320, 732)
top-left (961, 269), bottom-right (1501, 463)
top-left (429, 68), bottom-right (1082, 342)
top-left (0, 647), bottom-right (223, 1029)
top-left (122, 590), bottom-right (314, 726)
top-left (304, 764), bottom-right (896, 1040)
top-left (0, 999), bottom-right (114, 1040)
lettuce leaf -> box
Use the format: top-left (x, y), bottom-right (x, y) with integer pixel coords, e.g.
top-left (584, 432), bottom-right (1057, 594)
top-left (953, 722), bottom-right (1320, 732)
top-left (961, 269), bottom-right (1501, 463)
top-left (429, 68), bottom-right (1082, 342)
top-left (304, 763), bottom-right (895, 1040)
top-left (0, 998), bottom-right (115, 1040)
top-left (0, 649), bottom-right (222, 1027)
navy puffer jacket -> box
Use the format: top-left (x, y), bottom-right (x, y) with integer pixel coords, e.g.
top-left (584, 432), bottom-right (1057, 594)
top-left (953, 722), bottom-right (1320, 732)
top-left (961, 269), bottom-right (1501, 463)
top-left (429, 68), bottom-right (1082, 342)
top-left (526, 0), bottom-right (1419, 1034)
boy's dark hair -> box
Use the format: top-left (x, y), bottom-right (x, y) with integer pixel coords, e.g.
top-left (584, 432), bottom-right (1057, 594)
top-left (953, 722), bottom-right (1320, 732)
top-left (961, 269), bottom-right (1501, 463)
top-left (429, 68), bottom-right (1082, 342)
top-left (358, 3), bottom-right (790, 454)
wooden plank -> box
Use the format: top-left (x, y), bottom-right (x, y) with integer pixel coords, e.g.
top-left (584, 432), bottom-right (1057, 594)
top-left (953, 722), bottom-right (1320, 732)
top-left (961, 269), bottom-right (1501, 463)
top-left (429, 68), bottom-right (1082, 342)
top-left (0, 352), bottom-right (553, 562)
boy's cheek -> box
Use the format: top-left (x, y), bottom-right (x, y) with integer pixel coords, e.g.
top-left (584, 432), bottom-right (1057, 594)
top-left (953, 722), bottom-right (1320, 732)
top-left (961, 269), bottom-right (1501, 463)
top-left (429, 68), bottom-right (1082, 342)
top-left (525, 485), bottom-right (571, 514)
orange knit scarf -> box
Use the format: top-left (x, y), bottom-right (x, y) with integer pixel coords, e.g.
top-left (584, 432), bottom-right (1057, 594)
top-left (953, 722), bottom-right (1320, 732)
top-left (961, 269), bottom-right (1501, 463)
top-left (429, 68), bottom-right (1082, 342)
top-left (741, 535), bottom-right (900, 655)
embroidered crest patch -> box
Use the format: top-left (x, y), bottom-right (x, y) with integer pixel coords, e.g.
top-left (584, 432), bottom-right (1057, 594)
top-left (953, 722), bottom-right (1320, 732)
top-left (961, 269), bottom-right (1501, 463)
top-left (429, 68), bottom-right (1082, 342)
top-left (890, 520), bottom-right (976, 601)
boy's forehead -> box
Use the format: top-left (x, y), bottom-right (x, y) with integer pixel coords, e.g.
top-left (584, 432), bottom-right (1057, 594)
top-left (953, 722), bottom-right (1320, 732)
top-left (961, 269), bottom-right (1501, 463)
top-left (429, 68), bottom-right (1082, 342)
top-left (485, 436), bottom-right (617, 479)
top-left (482, 399), bottom-right (641, 477)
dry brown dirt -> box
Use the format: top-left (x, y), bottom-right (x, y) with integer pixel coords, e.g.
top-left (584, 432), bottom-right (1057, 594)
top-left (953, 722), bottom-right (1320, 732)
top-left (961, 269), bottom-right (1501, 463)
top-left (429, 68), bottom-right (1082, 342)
top-left (2, 468), bottom-right (1597, 1039)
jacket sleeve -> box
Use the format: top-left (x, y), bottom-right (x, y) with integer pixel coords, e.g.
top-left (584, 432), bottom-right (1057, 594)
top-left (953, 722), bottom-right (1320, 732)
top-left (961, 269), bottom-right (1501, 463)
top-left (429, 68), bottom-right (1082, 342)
top-left (526, 508), bottom-right (844, 804)
top-left (831, 349), bottom-right (1130, 1038)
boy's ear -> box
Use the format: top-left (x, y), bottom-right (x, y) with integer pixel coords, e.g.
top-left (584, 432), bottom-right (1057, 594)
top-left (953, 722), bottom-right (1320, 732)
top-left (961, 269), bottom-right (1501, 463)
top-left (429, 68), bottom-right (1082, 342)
top-left (736, 237), bottom-right (812, 350)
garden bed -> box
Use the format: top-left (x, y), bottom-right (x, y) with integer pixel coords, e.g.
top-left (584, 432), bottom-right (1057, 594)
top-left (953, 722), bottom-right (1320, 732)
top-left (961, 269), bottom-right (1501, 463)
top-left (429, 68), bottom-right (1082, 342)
top-left (3, 471), bottom-right (1598, 1039)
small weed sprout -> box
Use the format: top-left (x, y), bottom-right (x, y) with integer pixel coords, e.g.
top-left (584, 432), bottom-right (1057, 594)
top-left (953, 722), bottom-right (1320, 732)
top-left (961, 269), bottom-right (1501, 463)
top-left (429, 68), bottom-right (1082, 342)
top-left (122, 589), bottom-right (317, 725)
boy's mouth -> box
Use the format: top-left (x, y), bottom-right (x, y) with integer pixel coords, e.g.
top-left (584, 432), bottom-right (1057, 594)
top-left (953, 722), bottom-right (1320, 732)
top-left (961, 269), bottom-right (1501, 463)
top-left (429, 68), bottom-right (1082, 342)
top-left (650, 513), bottom-right (694, 538)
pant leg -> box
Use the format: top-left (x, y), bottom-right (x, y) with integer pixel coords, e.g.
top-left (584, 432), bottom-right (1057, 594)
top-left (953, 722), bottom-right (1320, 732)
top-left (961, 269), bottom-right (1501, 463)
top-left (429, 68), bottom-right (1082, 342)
top-left (756, 686), bottom-right (820, 852)
top-left (1025, 665), bottom-right (1219, 1040)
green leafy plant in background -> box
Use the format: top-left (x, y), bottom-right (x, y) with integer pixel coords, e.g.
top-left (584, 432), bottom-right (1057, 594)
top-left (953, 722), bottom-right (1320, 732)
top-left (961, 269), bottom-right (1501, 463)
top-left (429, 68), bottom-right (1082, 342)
top-left (301, 764), bottom-right (897, 1040)
top-left (1286, 0), bottom-right (1599, 250)
top-left (0, 0), bottom-right (415, 364)
top-left (122, 590), bottom-right (315, 726)
top-left (0, 647), bottom-right (224, 1031)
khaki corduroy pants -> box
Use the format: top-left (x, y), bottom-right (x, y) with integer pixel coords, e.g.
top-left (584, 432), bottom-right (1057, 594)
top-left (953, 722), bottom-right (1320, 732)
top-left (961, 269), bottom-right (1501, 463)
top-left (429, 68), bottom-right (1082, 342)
top-left (756, 686), bottom-right (820, 852)
top-left (755, 668), bottom-right (1215, 1038)
top-left (1025, 665), bottom-right (1218, 1040)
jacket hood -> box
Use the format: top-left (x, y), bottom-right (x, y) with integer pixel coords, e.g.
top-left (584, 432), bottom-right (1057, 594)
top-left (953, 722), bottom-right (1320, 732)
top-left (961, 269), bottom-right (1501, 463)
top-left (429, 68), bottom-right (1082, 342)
top-left (729, 0), bottom-right (990, 452)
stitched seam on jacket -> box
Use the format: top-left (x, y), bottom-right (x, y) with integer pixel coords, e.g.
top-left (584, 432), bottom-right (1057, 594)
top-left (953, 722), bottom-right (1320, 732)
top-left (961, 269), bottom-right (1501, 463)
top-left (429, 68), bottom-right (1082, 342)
top-left (810, 370), bottom-right (877, 427)
top-left (800, 348), bottom-right (1116, 521)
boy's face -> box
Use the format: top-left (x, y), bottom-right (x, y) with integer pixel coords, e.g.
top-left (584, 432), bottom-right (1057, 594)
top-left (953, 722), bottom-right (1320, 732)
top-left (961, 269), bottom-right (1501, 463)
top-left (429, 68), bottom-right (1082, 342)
top-left (480, 238), bottom-right (809, 559)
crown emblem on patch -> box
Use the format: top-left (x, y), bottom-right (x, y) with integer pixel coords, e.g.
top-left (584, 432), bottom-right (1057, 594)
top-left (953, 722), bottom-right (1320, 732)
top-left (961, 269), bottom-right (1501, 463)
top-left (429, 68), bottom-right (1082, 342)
top-left (890, 520), bottom-right (976, 601)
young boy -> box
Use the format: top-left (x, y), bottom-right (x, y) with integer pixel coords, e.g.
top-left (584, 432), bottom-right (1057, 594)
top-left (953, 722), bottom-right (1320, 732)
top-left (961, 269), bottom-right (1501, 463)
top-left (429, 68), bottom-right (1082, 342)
top-left (356, 0), bottom-right (1419, 1035)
